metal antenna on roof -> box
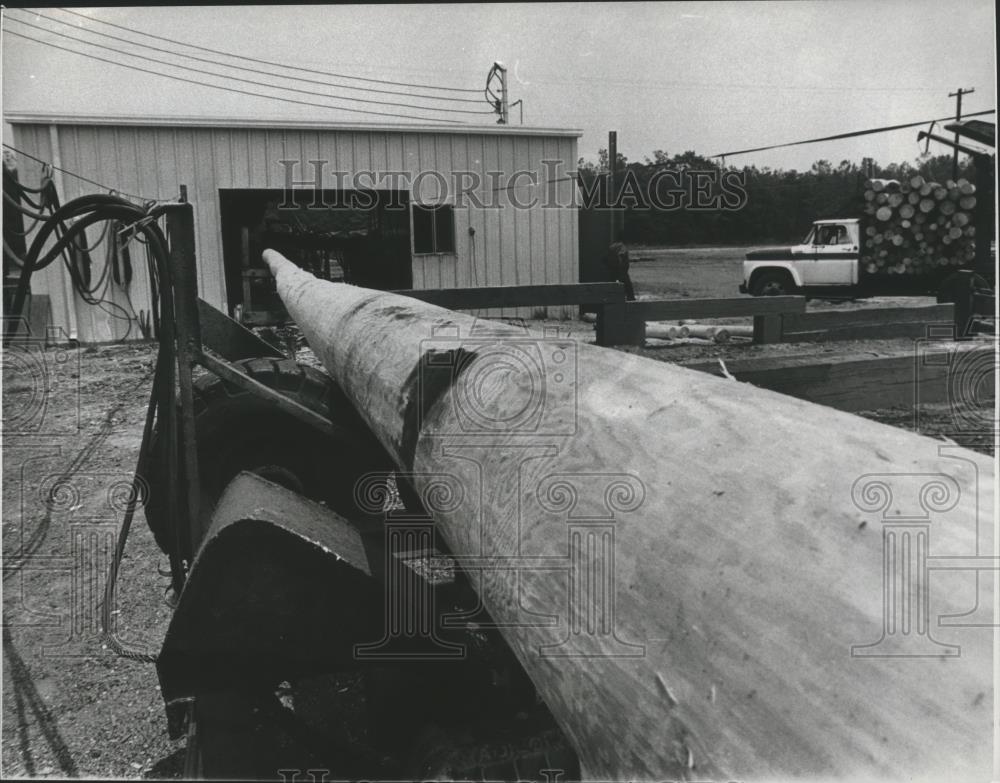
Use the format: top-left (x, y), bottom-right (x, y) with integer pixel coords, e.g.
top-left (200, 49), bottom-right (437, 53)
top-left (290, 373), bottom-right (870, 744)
top-left (511, 99), bottom-right (524, 125)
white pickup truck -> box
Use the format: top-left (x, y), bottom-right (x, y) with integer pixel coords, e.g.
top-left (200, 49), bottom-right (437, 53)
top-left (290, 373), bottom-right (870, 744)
top-left (739, 218), bottom-right (983, 299)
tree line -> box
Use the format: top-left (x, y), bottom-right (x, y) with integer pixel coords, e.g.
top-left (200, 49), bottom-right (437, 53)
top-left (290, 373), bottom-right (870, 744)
top-left (577, 150), bottom-right (985, 247)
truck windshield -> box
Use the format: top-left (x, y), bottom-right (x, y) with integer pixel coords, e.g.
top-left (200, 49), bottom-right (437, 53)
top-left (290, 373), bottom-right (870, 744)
top-left (801, 227), bottom-right (815, 245)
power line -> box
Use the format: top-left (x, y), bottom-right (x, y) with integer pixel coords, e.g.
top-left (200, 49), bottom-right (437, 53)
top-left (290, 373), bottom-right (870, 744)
top-left (3, 142), bottom-right (165, 204)
top-left (490, 174), bottom-right (580, 192)
top-left (51, 6), bottom-right (483, 94)
top-left (7, 17), bottom-right (494, 117)
top-left (25, 8), bottom-right (487, 105)
top-left (521, 74), bottom-right (953, 94)
top-left (4, 29), bottom-right (468, 125)
top-left (712, 110), bottom-right (996, 158)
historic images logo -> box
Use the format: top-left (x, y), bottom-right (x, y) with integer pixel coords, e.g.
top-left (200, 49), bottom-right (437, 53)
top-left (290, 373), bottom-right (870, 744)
top-left (4, 468), bottom-right (150, 658)
top-left (914, 327), bottom-right (998, 444)
top-left (531, 472), bottom-right (646, 659)
top-left (348, 469), bottom-right (647, 663)
top-left (347, 320), bottom-right (646, 662)
top-left (278, 158), bottom-right (749, 212)
top-left (850, 463), bottom-right (996, 658)
top-left (416, 320), bottom-right (578, 438)
top-left (1, 323), bottom-right (81, 436)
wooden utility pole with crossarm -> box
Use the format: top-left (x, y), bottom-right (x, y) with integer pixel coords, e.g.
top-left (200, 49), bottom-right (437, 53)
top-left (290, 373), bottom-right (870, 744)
top-left (948, 87), bottom-right (975, 179)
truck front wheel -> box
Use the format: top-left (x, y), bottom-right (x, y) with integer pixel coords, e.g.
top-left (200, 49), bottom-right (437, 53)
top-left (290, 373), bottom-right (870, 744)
top-left (751, 271), bottom-right (794, 297)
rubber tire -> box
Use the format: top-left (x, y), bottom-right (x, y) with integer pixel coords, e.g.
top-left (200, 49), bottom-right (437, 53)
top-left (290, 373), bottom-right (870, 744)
top-left (144, 358), bottom-right (393, 557)
top-left (751, 270), bottom-right (793, 297)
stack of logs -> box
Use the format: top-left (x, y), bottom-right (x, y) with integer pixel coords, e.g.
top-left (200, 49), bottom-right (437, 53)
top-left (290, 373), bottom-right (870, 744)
top-left (862, 176), bottom-right (977, 275)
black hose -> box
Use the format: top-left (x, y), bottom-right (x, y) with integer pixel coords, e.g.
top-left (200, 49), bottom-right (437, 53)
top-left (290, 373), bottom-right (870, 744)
top-left (5, 197), bottom-right (160, 343)
top-left (9, 190), bottom-right (183, 663)
top-left (97, 208), bottom-right (178, 661)
top-left (3, 190), bottom-right (50, 220)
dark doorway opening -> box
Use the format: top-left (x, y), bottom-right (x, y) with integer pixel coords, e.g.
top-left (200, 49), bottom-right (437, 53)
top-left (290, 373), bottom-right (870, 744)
top-left (220, 189), bottom-right (411, 324)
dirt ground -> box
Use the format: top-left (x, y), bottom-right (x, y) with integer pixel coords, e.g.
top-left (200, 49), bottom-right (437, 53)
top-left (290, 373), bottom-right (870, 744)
top-left (3, 342), bottom-right (183, 778)
top-left (1, 246), bottom-right (995, 778)
top-left (630, 245), bottom-right (748, 299)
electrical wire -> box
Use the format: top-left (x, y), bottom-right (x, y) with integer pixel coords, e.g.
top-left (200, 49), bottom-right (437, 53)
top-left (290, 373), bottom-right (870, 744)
top-left (5, 173), bottom-right (52, 194)
top-left (7, 16), bottom-right (494, 117)
top-left (5, 167), bottom-right (152, 337)
top-left (3, 207), bottom-right (46, 237)
top-left (43, 195), bottom-right (138, 330)
top-left (52, 6), bottom-right (483, 94)
top-left (3, 142), bottom-right (159, 203)
top-left (490, 174), bottom-right (580, 192)
top-left (712, 110), bottom-right (997, 158)
top-left (5, 28), bottom-right (470, 125)
top-left (24, 9), bottom-right (488, 105)
top-left (520, 73), bottom-right (956, 93)
top-left (67, 216), bottom-right (111, 255)
top-left (3, 189), bottom-right (50, 221)
top-left (12, 182), bottom-right (49, 212)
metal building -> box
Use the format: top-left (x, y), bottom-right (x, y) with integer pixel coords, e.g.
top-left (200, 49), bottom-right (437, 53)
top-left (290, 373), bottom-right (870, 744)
top-left (6, 114), bottom-right (582, 341)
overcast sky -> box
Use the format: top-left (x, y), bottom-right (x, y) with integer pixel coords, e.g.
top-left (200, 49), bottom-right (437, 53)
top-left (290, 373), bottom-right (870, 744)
top-left (2, 2), bottom-right (996, 172)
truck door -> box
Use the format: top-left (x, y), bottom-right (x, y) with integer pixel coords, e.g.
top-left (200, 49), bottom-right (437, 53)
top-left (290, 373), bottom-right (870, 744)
top-left (808, 223), bottom-right (857, 285)
top-left (787, 226), bottom-right (817, 283)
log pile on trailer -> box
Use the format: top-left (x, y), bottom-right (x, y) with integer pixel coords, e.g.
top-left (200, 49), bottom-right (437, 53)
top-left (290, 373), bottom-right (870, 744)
top-left (862, 175), bottom-right (977, 275)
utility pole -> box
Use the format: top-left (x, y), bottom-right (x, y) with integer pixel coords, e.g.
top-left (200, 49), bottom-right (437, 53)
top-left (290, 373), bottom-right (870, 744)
top-left (948, 87), bottom-right (974, 179)
top-left (608, 130), bottom-right (618, 243)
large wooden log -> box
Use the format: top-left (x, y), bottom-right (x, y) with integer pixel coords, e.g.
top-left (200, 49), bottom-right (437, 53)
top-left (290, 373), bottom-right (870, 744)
top-left (644, 323), bottom-right (688, 340)
top-left (263, 250), bottom-right (994, 782)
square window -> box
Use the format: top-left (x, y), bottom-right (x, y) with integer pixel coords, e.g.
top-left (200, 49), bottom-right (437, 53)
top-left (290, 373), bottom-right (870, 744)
top-left (412, 203), bottom-right (455, 254)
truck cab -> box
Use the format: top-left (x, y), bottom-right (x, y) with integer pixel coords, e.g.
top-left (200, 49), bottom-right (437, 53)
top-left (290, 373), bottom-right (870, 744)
top-left (741, 219), bottom-right (860, 296)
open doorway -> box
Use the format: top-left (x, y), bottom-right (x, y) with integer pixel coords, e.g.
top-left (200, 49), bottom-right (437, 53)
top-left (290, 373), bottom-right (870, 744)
top-left (220, 189), bottom-right (411, 324)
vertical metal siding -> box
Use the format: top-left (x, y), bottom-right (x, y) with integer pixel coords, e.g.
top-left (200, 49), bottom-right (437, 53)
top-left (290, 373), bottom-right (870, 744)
top-left (514, 135), bottom-right (536, 318)
top-left (11, 125), bottom-right (74, 340)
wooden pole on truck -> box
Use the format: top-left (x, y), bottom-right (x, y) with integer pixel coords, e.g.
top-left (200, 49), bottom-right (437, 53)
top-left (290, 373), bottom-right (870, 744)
top-left (263, 250), bottom-right (994, 782)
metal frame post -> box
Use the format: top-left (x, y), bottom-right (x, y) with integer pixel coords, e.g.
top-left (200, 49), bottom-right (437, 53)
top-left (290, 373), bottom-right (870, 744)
top-left (165, 202), bottom-right (203, 557)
